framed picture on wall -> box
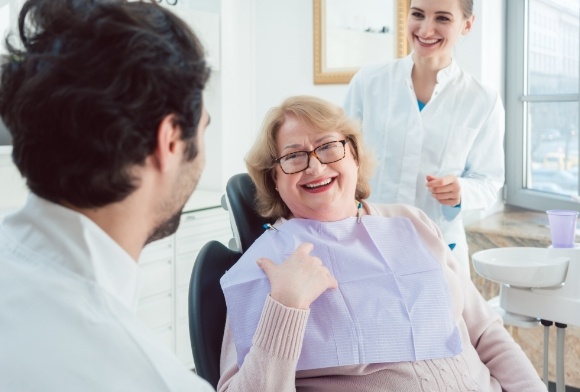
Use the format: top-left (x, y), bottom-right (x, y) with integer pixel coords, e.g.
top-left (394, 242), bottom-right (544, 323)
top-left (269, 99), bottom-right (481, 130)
top-left (313, 0), bottom-right (409, 84)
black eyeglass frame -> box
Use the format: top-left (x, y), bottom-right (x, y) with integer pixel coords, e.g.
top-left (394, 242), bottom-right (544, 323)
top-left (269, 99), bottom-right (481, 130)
top-left (273, 138), bottom-right (350, 174)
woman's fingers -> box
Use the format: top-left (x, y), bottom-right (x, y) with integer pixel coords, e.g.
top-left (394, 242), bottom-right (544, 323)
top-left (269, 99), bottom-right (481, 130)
top-left (426, 174), bottom-right (461, 206)
top-left (257, 242), bottom-right (338, 309)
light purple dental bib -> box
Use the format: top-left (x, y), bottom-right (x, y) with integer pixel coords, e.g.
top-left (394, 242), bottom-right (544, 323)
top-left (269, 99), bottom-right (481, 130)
top-left (220, 216), bottom-right (462, 371)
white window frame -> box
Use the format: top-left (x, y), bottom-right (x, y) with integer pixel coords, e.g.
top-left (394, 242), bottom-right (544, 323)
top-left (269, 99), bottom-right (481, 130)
top-left (505, 0), bottom-right (580, 211)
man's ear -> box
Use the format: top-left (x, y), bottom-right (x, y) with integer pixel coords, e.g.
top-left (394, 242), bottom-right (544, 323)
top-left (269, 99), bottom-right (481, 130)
top-left (153, 114), bottom-right (181, 172)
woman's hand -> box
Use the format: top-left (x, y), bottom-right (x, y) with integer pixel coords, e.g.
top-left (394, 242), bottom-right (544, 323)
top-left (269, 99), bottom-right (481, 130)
top-left (257, 242), bottom-right (338, 310)
top-left (426, 175), bottom-right (461, 207)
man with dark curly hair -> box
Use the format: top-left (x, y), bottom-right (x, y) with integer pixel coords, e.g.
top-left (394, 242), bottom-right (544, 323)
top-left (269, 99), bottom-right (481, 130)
top-left (0, 0), bottom-right (214, 390)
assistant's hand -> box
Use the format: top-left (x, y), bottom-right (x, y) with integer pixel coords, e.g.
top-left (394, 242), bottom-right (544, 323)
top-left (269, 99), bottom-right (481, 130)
top-left (257, 242), bottom-right (338, 310)
top-left (426, 175), bottom-right (461, 207)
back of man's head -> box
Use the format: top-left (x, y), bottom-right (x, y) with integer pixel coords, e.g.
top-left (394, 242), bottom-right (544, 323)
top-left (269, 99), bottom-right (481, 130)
top-left (0, 0), bottom-right (210, 208)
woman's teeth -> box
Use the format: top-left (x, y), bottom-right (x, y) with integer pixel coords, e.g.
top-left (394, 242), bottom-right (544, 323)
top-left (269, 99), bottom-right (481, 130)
top-left (418, 36), bottom-right (439, 44)
top-left (305, 178), bottom-right (332, 188)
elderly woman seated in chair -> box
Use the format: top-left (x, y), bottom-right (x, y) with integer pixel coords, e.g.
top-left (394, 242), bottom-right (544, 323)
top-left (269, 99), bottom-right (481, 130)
top-left (217, 96), bottom-right (545, 392)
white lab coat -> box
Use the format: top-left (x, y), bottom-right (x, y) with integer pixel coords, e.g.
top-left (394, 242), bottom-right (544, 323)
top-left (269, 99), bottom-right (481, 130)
top-left (0, 195), bottom-right (214, 392)
top-left (344, 54), bottom-right (505, 272)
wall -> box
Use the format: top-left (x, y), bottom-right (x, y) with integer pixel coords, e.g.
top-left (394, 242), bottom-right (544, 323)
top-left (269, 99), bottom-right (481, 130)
top-left (207, 0), bottom-right (256, 192)
top-left (254, 0), bottom-right (348, 126)
top-left (455, 0), bottom-right (505, 96)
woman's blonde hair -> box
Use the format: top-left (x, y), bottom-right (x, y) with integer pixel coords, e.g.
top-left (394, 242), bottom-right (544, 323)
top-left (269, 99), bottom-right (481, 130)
top-left (246, 95), bottom-right (375, 220)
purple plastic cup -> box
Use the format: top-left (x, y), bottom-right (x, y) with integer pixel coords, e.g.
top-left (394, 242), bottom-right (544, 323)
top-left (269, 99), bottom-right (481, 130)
top-left (546, 210), bottom-right (579, 248)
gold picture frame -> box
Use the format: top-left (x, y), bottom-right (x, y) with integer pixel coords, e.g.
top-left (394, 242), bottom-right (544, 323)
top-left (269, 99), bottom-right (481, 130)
top-left (313, 0), bottom-right (409, 84)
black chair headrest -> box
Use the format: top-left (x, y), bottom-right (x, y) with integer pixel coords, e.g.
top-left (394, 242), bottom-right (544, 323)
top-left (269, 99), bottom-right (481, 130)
top-left (225, 173), bottom-right (270, 252)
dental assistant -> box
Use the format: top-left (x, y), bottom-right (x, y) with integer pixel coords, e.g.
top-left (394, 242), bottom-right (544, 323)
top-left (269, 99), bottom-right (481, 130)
top-left (343, 0), bottom-right (505, 273)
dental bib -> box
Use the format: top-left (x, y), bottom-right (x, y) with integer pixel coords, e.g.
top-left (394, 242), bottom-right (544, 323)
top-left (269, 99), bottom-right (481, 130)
top-left (220, 216), bottom-right (462, 371)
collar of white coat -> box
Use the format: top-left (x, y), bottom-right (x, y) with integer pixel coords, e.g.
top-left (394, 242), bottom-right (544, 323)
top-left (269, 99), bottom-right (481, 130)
top-left (403, 52), bottom-right (460, 86)
top-left (1, 193), bottom-right (143, 311)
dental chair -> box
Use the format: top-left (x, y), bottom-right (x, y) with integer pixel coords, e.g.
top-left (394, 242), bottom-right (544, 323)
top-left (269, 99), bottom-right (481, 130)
top-left (188, 240), bottom-right (240, 388)
top-left (188, 173), bottom-right (269, 388)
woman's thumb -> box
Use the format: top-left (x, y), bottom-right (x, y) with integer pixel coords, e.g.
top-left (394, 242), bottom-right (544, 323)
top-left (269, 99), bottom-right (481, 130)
top-left (256, 257), bottom-right (274, 274)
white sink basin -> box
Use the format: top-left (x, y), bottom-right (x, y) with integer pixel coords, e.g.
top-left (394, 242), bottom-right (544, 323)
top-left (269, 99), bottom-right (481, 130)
top-left (472, 247), bottom-right (570, 288)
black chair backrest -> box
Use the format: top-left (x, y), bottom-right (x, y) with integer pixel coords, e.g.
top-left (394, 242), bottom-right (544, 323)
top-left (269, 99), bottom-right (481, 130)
top-left (188, 240), bottom-right (242, 389)
top-left (225, 173), bottom-right (270, 252)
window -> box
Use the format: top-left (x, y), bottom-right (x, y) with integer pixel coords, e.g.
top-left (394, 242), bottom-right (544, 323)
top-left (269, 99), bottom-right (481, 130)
top-left (505, 0), bottom-right (580, 211)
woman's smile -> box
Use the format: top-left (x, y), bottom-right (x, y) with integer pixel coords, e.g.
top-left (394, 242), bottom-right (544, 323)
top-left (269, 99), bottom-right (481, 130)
top-left (300, 177), bottom-right (336, 193)
top-left (415, 35), bottom-right (442, 46)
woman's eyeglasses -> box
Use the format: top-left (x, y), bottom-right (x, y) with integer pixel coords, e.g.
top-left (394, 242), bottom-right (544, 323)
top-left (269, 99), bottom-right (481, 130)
top-left (273, 139), bottom-right (349, 174)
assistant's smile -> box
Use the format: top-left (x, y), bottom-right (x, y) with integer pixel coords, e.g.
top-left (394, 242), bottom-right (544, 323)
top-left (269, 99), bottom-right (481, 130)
top-left (416, 35), bottom-right (442, 45)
